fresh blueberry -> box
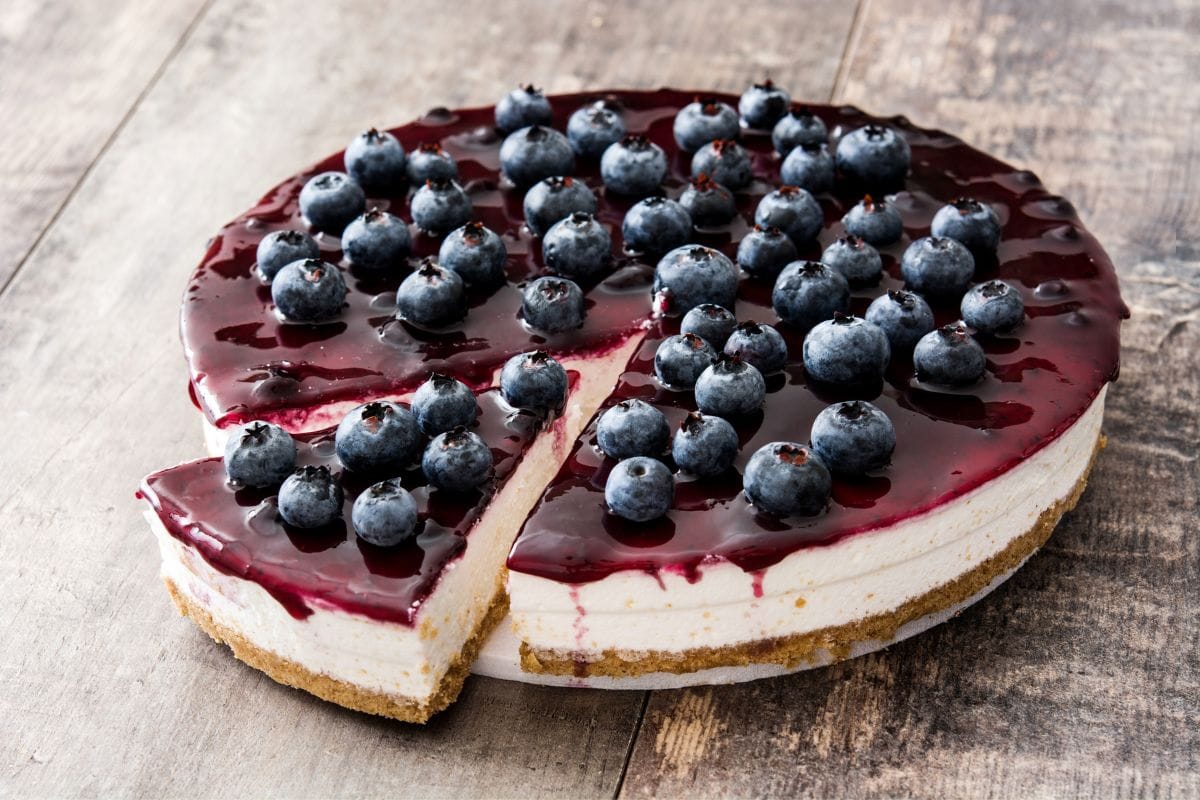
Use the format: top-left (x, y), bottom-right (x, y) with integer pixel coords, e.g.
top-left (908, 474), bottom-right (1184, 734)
top-left (680, 303), bottom-right (737, 350)
top-left (299, 171), bottom-right (365, 233)
top-left (810, 400), bottom-right (896, 476)
top-left (835, 124), bottom-right (911, 188)
top-left (724, 321), bottom-right (788, 373)
top-left (499, 125), bottom-right (575, 187)
top-left (772, 107), bottom-right (828, 155)
top-left (407, 142), bottom-right (458, 184)
top-left (410, 178), bottom-right (472, 235)
top-left (622, 197), bottom-right (692, 258)
top-left (351, 480), bottom-right (419, 547)
top-left (654, 333), bottom-right (718, 389)
top-left (961, 280), bottom-right (1024, 333)
top-left (653, 245), bottom-right (739, 314)
top-left (771, 260), bottom-right (850, 330)
top-left (596, 399), bottom-right (671, 460)
top-left (780, 142), bottom-right (835, 193)
top-left (900, 236), bottom-right (975, 298)
top-left (412, 373), bottom-right (477, 435)
top-left (422, 427), bottom-right (494, 491)
top-left (495, 85), bottom-right (553, 134)
top-left (738, 80), bottom-right (790, 129)
top-left (522, 276), bottom-right (586, 333)
top-left (673, 98), bottom-right (740, 152)
top-left (931, 197), bottom-right (1002, 253)
top-left (395, 260), bottom-right (466, 327)
top-left (865, 289), bottom-right (936, 353)
top-left (736, 225), bottom-right (797, 280)
top-left (543, 212), bottom-right (612, 279)
top-left (341, 208), bottom-right (411, 272)
top-left (344, 128), bottom-right (407, 192)
top-left (672, 412), bottom-right (739, 477)
top-left (695, 355), bottom-right (766, 417)
top-left (821, 235), bottom-right (881, 287)
top-left (272, 259), bottom-right (347, 322)
top-left (567, 101), bottom-right (627, 158)
top-left (278, 466), bottom-right (343, 529)
top-left (335, 401), bottom-right (421, 474)
top-left (437, 221), bottom-right (507, 286)
top-left (754, 186), bottom-right (822, 243)
top-left (842, 195), bottom-right (903, 245)
top-left (256, 230), bottom-right (319, 282)
top-left (678, 175), bottom-right (736, 225)
top-left (223, 421), bottom-right (296, 487)
top-left (500, 351), bottom-right (568, 412)
top-left (523, 176), bottom-right (596, 236)
top-left (802, 313), bottom-right (891, 385)
top-left (691, 139), bottom-right (753, 191)
top-left (605, 456), bottom-right (674, 522)
top-left (600, 135), bottom-right (667, 196)
top-left (913, 323), bottom-right (987, 385)
top-left (743, 442), bottom-right (830, 516)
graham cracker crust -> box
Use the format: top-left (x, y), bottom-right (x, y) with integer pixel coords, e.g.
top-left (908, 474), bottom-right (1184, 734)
top-left (164, 579), bottom-right (508, 724)
top-left (520, 434), bottom-right (1106, 679)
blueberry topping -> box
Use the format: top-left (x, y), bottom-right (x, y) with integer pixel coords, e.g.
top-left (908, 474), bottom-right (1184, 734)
top-left (223, 421), bottom-right (296, 487)
top-left (344, 128), bottom-right (407, 192)
top-left (523, 176), bottom-right (597, 236)
top-left (821, 235), bottom-right (882, 287)
top-left (255, 230), bottom-right (319, 282)
top-left (835, 124), bottom-right (911, 188)
top-left (913, 323), bottom-right (987, 385)
top-left (495, 84), bottom-right (553, 134)
top-left (865, 289), bottom-right (936, 353)
top-left (931, 197), bottom-right (1001, 252)
top-left (691, 139), bottom-right (753, 191)
top-left (277, 466), bottom-right (344, 529)
top-left (596, 399), bottom-right (671, 460)
top-left (410, 178), bottom-right (473, 235)
top-left (411, 373), bottom-right (477, 435)
top-left (543, 211), bottom-right (612, 279)
top-left (567, 101), bottom-right (627, 158)
top-left (500, 351), bottom-right (568, 412)
top-left (743, 442), bottom-right (830, 516)
top-left (299, 171), bottom-right (365, 233)
top-left (654, 333), bottom-right (718, 389)
top-left (802, 313), bottom-right (891, 385)
top-left (437, 221), bottom-right (507, 286)
top-left (499, 125), bottom-right (575, 187)
top-left (395, 259), bottom-right (466, 327)
top-left (772, 107), bottom-right (828, 155)
top-left (695, 355), bottom-right (766, 417)
top-left (605, 456), bottom-right (674, 522)
top-left (680, 303), bottom-right (737, 350)
top-left (900, 236), bottom-right (976, 298)
top-left (961, 280), bottom-right (1024, 333)
top-left (351, 480), bottom-right (419, 547)
top-left (842, 194), bottom-right (903, 245)
top-left (754, 186), bottom-right (822, 243)
top-left (737, 225), bottom-right (798, 280)
top-left (780, 142), bottom-right (835, 193)
top-left (771, 260), bottom-right (850, 330)
top-left (271, 259), bottom-right (347, 322)
top-left (738, 80), bottom-right (791, 129)
top-left (811, 400), bottom-right (896, 476)
top-left (335, 401), bottom-right (421, 474)
top-left (622, 196), bottom-right (692, 258)
top-left (341, 208), bottom-right (411, 272)
top-left (421, 427), bottom-right (494, 491)
top-left (653, 245), bottom-right (739, 314)
top-left (522, 276), bottom-right (586, 333)
top-left (672, 412), bottom-right (739, 477)
top-left (673, 98), bottom-right (740, 152)
top-left (407, 142), bottom-right (458, 184)
top-left (724, 321), bottom-right (788, 373)
top-left (678, 174), bottom-right (736, 225)
top-left (600, 134), bottom-right (667, 196)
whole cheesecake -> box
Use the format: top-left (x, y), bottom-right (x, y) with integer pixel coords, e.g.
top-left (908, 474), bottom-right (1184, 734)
top-left (139, 87), bottom-right (1126, 722)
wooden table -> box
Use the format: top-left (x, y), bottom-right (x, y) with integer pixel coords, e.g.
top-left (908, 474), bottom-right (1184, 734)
top-left (1, 0), bottom-right (1196, 796)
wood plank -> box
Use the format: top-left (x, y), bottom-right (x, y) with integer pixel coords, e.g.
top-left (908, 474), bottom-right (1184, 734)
top-left (0, 0), bottom-right (856, 796)
top-left (620, 0), bottom-right (1200, 797)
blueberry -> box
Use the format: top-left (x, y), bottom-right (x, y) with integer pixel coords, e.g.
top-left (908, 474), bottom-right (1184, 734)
top-left (523, 176), bottom-right (596, 236)
top-left (341, 208), bottom-right (411, 272)
top-left (299, 171), bottom-right (365, 233)
top-left (654, 333), bottom-right (717, 388)
top-left (335, 401), bottom-right (421, 474)
top-left (754, 186), bottom-right (822, 243)
top-left (412, 373), bottom-right (477, 435)
top-left (821, 235), bottom-right (881, 287)
top-left (223, 421), bottom-right (296, 487)
top-left (622, 197), bottom-right (692, 258)
top-left (739, 80), bottom-right (790, 129)
top-left (344, 128), bottom-right (407, 193)
top-left (437, 221), bottom-right (508, 286)
top-left (736, 225), bottom-right (797, 280)
top-left (865, 289), bottom-right (936, 353)
top-left (672, 412), bottom-right (738, 477)
top-left (743, 442), bottom-right (830, 515)
top-left (932, 197), bottom-right (1002, 252)
top-left (835, 124), bottom-right (911, 188)
top-left (961, 280), bottom-right (1024, 333)
top-left (680, 303), bottom-right (737, 350)
top-left (256, 230), bottom-right (319, 281)
top-left (678, 175), bottom-right (736, 225)
top-left (495, 84), bottom-right (553, 134)
top-left (811, 400), bottom-right (896, 476)
top-left (407, 142), bottom-right (458, 184)
top-left (271, 259), bottom-right (347, 322)
top-left (780, 142), bottom-right (834, 193)
top-left (653, 245), bottom-right (739, 314)
top-left (600, 135), bottom-right (667, 196)
top-left (842, 195), bottom-right (903, 245)
top-left (543, 212), bottom-right (612, 279)
top-left (410, 178), bottom-right (473, 235)
top-left (522, 276), bottom-right (585, 333)
top-left (499, 125), bottom-right (575, 187)
top-left (278, 466), bottom-right (344, 529)
top-left (605, 456), bottom-right (674, 522)
top-left (772, 107), bottom-right (828, 155)
top-left (691, 139), bottom-right (753, 191)
top-left (596, 399), bottom-right (670, 460)
top-left (673, 98), bottom-right (740, 152)
top-left (567, 101), bottom-right (626, 158)
top-left (913, 323), bottom-right (987, 385)
top-left (422, 428), bottom-right (494, 491)
top-left (900, 236), bottom-right (975, 298)
top-left (351, 480), bottom-right (419, 546)
top-left (500, 351), bottom-right (568, 412)
top-left (802, 313), bottom-right (891, 385)
top-left (771, 260), bottom-right (850, 330)
top-left (695, 355), bottom-right (766, 417)
top-left (395, 260), bottom-right (466, 327)
top-left (724, 321), bottom-right (788, 373)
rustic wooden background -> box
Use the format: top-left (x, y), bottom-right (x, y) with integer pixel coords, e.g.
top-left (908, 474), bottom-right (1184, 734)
top-left (1, 0), bottom-right (1196, 796)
